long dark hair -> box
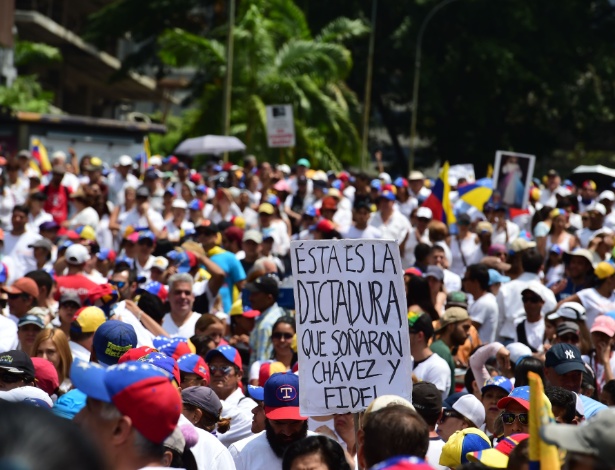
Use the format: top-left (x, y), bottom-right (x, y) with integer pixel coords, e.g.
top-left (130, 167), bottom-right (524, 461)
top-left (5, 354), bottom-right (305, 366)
top-left (406, 275), bottom-right (439, 320)
top-left (270, 316), bottom-right (298, 365)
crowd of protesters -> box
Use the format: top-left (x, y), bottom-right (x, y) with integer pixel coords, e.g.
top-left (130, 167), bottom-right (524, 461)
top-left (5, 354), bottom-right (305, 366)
top-left (0, 147), bottom-right (614, 470)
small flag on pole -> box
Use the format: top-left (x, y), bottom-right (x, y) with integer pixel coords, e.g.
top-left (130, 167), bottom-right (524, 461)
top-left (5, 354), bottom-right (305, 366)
top-left (421, 161), bottom-right (456, 226)
top-left (31, 138), bottom-right (52, 175)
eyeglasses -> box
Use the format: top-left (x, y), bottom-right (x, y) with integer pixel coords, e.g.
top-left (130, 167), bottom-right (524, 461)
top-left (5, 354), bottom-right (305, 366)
top-left (501, 412), bottom-right (529, 425)
top-left (109, 280), bottom-right (126, 289)
top-left (272, 332), bottom-right (294, 341)
top-left (209, 365), bottom-right (233, 375)
top-left (0, 372), bottom-right (24, 384)
top-left (522, 296), bottom-right (542, 303)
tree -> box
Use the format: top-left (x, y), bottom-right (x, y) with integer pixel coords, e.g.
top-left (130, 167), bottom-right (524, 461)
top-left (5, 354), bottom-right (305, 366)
top-left (157, 0), bottom-right (368, 169)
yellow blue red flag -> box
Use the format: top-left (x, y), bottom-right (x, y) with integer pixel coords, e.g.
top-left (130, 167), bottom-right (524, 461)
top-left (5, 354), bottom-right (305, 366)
top-left (31, 138), bottom-right (52, 175)
top-left (458, 178), bottom-right (493, 210)
top-left (421, 161), bottom-right (456, 226)
top-left (528, 371), bottom-right (560, 470)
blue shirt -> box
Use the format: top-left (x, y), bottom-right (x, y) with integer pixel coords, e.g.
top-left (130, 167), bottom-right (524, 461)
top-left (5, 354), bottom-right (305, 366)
top-left (211, 250), bottom-right (246, 313)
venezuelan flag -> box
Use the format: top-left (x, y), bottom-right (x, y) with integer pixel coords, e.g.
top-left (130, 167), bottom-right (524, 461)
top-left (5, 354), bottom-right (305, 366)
top-left (528, 371), bottom-right (560, 470)
top-left (140, 136), bottom-right (151, 180)
top-left (458, 178), bottom-right (493, 210)
top-left (421, 161), bottom-right (456, 226)
top-left (31, 138), bottom-right (52, 175)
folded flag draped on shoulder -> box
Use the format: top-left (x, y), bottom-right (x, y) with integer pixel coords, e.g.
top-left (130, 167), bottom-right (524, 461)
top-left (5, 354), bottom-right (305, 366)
top-left (31, 138), bottom-right (52, 175)
top-left (528, 371), bottom-right (560, 470)
top-left (421, 161), bottom-right (456, 226)
top-left (458, 178), bottom-right (493, 210)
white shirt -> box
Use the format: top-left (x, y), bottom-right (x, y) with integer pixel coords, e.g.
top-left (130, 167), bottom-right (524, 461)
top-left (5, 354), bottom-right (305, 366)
top-left (218, 388), bottom-right (257, 448)
top-left (496, 272), bottom-right (557, 341)
top-left (178, 414), bottom-right (236, 470)
top-left (68, 207), bottom-right (99, 229)
top-left (577, 227), bottom-right (613, 248)
top-left (469, 292), bottom-right (498, 344)
top-left (161, 311), bottom-right (201, 338)
top-left (135, 255), bottom-right (156, 284)
top-left (413, 353), bottom-right (452, 399)
top-left (27, 210), bottom-right (53, 233)
top-left (69, 340), bottom-right (91, 362)
top-left (402, 228), bottom-right (430, 269)
top-left (442, 268), bottom-right (462, 294)
top-left (369, 210), bottom-right (411, 245)
top-left (343, 225), bottom-right (382, 240)
top-left (112, 301), bottom-right (155, 347)
top-left (107, 170), bottom-right (140, 206)
top-left (524, 318), bottom-right (545, 352)
top-left (229, 430), bottom-right (317, 470)
top-left (449, 235), bottom-right (479, 277)
top-left (491, 220), bottom-right (520, 246)
top-left (165, 219), bottom-right (194, 243)
top-left (120, 207), bottom-right (165, 232)
top-left (0, 315), bottom-right (18, 352)
top-left (3, 230), bottom-right (41, 281)
top-left (577, 288), bottom-right (615, 328)
top-left (426, 437), bottom-right (448, 470)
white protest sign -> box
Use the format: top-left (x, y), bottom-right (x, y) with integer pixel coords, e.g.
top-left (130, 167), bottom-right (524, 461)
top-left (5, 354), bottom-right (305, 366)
top-left (290, 239), bottom-right (412, 416)
top-left (266, 104), bottom-right (295, 148)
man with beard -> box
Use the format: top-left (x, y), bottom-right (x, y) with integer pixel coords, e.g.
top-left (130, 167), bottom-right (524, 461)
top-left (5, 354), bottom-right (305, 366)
top-left (229, 372), bottom-right (314, 469)
top-left (431, 307), bottom-right (472, 396)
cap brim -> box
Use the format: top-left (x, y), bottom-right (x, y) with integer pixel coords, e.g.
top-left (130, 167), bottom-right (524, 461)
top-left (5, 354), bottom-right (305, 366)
top-left (1, 286), bottom-right (22, 295)
top-left (18, 320), bottom-right (43, 328)
top-left (264, 406), bottom-right (307, 421)
top-left (497, 396), bottom-right (529, 410)
top-left (0, 365), bottom-right (32, 377)
top-left (553, 361), bottom-right (586, 375)
top-left (466, 449), bottom-right (509, 469)
top-left (247, 386), bottom-right (264, 402)
top-left (69, 359), bottom-right (111, 402)
top-left (245, 283), bottom-right (261, 294)
top-left (242, 310), bottom-right (261, 319)
top-left (481, 384), bottom-right (510, 396)
top-left (590, 326), bottom-right (615, 337)
top-left (540, 422), bottom-right (592, 455)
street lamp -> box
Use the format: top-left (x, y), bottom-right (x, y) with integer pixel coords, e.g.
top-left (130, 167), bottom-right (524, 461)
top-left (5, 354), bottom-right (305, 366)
top-left (407, 0), bottom-right (462, 174)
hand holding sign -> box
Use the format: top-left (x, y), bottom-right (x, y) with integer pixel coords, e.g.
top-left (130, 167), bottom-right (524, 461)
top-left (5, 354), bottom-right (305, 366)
top-left (291, 239), bottom-right (412, 416)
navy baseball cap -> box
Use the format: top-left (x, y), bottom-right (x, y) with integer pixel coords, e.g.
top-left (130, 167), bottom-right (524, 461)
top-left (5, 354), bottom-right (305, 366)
top-left (481, 376), bottom-right (513, 396)
top-left (264, 372), bottom-right (306, 421)
top-left (92, 320), bottom-right (138, 367)
top-left (545, 343), bottom-right (585, 375)
top-left (205, 345), bottom-right (243, 371)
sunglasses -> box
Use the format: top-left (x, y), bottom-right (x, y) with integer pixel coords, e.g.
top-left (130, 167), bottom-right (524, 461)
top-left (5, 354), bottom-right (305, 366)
top-left (441, 409), bottom-right (464, 422)
top-left (417, 217), bottom-right (430, 223)
top-left (0, 372), bottom-right (24, 383)
top-left (272, 332), bottom-right (294, 341)
top-left (501, 412), bottom-right (529, 425)
top-left (522, 296), bottom-right (542, 303)
top-left (109, 280), bottom-right (126, 289)
top-left (209, 365), bottom-right (233, 375)
top-left (7, 293), bottom-right (26, 300)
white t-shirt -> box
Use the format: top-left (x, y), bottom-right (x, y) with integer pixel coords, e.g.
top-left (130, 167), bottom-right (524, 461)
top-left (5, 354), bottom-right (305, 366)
top-left (120, 207), bottom-right (165, 232)
top-left (229, 430), bottom-right (317, 470)
top-left (218, 388), bottom-right (258, 448)
top-left (449, 235), bottom-right (479, 277)
top-left (577, 288), bottom-right (615, 328)
top-left (343, 225), bottom-right (382, 240)
top-left (524, 318), bottom-right (545, 353)
top-left (469, 292), bottom-right (498, 344)
top-left (69, 340), bottom-right (91, 362)
top-left (369, 210), bottom-right (411, 245)
top-left (0, 315), bottom-right (18, 352)
top-left (112, 301), bottom-right (155, 347)
top-left (577, 227), bottom-right (613, 248)
top-left (426, 437), bottom-right (448, 470)
top-left (161, 311), bottom-right (201, 338)
top-left (68, 207), bottom-right (100, 229)
top-left (177, 414), bottom-right (236, 470)
top-left (165, 219), bottom-right (195, 243)
top-left (413, 353), bottom-right (452, 399)
top-left (3, 230), bottom-right (41, 281)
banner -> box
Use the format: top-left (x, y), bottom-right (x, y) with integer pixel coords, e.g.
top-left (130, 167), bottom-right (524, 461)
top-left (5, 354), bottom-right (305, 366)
top-left (266, 104), bottom-right (295, 148)
top-left (290, 239), bottom-right (412, 416)
top-left (493, 150), bottom-right (536, 210)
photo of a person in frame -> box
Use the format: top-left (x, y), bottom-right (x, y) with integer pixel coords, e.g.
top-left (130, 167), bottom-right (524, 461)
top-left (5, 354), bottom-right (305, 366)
top-left (497, 155), bottom-right (525, 208)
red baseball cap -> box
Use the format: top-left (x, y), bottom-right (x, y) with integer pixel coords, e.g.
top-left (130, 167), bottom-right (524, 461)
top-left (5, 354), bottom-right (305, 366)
top-left (32, 357), bottom-right (59, 396)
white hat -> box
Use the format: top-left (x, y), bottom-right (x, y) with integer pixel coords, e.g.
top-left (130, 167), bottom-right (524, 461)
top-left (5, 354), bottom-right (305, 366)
top-left (172, 199), bottom-right (188, 210)
top-left (243, 229), bottom-right (263, 244)
top-left (521, 281), bottom-right (546, 302)
top-left (0, 386), bottom-right (52, 408)
top-left (277, 164), bottom-right (291, 175)
top-left (64, 244), bottom-right (90, 265)
top-left (554, 186), bottom-right (572, 197)
top-left (547, 302), bottom-right (587, 322)
top-left (365, 395), bottom-right (415, 417)
top-left (507, 342), bottom-right (533, 365)
top-left (416, 207), bottom-right (433, 219)
top-left (151, 256), bottom-right (169, 271)
top-left (599, 190), bottom-right (615, 202)
top-left (149, 156), bottom-right (162, 166)
top-left (52, 151), bottom-right (67, 162)
top-left (118, 155), bottom-right (133, 167)
top-left (409, 170), bottom-right (425, 181)
top-left (379, 172), bottom-right (392, 185)
top-left (587, 202), bottom-right (607, 216)
top-left (452, 394), bottom-right (485, 428)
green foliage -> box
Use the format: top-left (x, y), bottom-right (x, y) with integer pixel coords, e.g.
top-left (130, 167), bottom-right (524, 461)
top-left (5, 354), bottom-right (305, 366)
top-left (14, 40), bottom-right (62, 67)
top-left (155, 0), bottom-right (367, 169)
top-left (0, 76), bottom-right (55, 113)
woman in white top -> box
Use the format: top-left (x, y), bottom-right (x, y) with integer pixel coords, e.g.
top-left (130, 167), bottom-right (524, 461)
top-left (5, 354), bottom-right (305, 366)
top-left (209, 188), bottom-right (243, 225)
top-left (449, 214), bottom-right (479, 277)
top-left (0, 172), bottom-right (16, 229)
top-left (561, 261), bottom-right (615, 329)
top-left (64, 188), bottom-right (100, 229)
top-left (544, 209), bottom-right (577, 255)
top-left (164, 199), bottom-right (194, 243)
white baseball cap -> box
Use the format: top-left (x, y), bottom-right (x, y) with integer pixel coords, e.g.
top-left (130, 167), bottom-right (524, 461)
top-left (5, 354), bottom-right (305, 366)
top-left (452, 394), bottom-right (485, 428)
top-left (151, 256), bottom-right (169, 271)
top-left (52, 151), bottom-right (67, 162)
top-left (507, 342), bottom-right (533, 365)
top-left (599, 190), bottom-right (615, 202)
top-left (171, 199), bottom-right (188, 210)
top-left (587, 202), bottom-right (607, 216)
top-left (118, 155), bottom-right (133, 167)
top-left (416, 207), bottom-right (433, 219)
top-left (547, 302), bottom-right (587, 322)
top-left (149, 156), bottom-right (162, 166)
top-left (64, 244), bottom-right (90, 265)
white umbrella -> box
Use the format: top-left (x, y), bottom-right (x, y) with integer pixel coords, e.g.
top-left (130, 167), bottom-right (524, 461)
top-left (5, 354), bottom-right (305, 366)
top-left (174, 135), bottom-right (246, 156)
